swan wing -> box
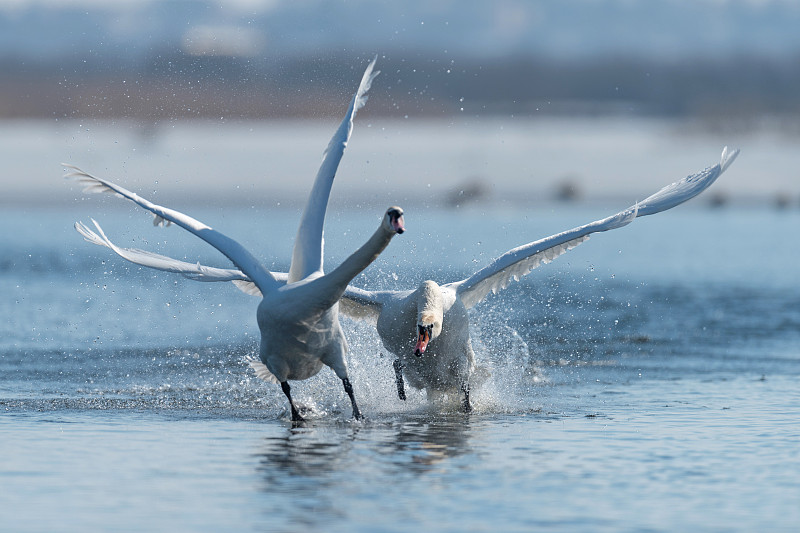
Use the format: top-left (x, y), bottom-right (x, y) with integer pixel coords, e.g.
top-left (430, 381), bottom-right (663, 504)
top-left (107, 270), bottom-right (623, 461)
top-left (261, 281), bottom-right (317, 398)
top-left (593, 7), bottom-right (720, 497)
top-left (450, 215), bottom-right (628, 309)
top-left (287, 56), bottom-right (379, 282)
top-left (338, 286), bottom-right (394, 322)
top-left (231, 280), bottom-right (264, 297)
top-left (74, 218), bottom-right (288, 297)
top-left (65, 165), bottom-right (281, 295)
top-left (76, 219), bottom-right (251, 281)
top-left (635, 146), bottom-right (738, 216)
top-left (450, 147), bottom-right (738, 309)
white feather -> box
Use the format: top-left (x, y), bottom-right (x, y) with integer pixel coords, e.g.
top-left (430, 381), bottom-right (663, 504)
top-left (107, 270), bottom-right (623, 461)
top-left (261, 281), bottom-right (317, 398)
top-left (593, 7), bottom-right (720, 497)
top-left (245, 355), bottom-right (279, 384)
top-left (64, 164), bottom-right (280, 294)
top-left (450, 144), bottom-right (736, 309)
top-left (338, 148), bottom-right (737, 405)
top-left (455, 235), bottom-right (590, 309)
top-left (66, 58), bottom-right (397, 423)
top-left (232, 280), bottom-right (263, 297)
top-left (75, 219), bottom-right (251, 282)
top-left (288, 56), bottom-right (379, 283)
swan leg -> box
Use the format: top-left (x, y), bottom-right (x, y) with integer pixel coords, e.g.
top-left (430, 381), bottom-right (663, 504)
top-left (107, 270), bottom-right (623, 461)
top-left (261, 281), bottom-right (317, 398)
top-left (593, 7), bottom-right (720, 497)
top-left (342, 378), bottom-right (363, 420)
top-left (461, 381), bottom-right (472, 413)
top-left (281, 381), bottom-right (305, 422)
top-left (392, 358), bottom-right (407, 401)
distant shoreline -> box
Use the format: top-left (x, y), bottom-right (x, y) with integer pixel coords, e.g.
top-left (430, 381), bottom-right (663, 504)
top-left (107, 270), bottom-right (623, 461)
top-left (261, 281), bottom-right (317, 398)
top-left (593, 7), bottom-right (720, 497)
top-left (1, 116), bottom-right (797, 208)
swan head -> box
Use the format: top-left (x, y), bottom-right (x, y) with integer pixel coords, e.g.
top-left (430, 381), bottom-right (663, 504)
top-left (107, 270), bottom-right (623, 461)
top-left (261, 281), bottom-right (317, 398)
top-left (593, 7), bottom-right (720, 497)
top-left (414, 280), bottom-right (443, 356)
top-left (384, 206), bottom-right (405, 234)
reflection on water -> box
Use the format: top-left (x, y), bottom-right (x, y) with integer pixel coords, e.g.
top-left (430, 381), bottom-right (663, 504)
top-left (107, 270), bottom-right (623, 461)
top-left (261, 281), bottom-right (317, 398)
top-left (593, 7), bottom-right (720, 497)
top-left (253, 416), bottom-right (474, 530)
top-left (379, 416), bottom-right (473, 472)
top-left (255, 424), bottom-right (360, 526)
top-left (256, 415), bottom-right (473, 482)
top-left (257, 423), bottom-right (361, 479)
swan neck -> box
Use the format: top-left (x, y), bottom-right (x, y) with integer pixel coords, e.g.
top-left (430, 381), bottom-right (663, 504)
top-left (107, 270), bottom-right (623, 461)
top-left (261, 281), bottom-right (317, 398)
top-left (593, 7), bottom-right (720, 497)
top-left (325, 224), bottom-right (395, 294)
top-left (417, 281), bottom-right (443, 324)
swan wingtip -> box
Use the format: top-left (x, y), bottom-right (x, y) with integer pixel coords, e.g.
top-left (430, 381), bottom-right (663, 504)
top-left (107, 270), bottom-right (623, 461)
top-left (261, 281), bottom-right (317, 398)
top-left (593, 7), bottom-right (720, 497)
top-left (720, 146), bottom-right (740, 173)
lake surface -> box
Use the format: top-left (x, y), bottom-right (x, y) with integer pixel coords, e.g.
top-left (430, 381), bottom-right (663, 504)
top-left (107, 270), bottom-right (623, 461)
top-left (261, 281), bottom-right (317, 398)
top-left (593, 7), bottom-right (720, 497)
top-left (1, 119), bottom-right (799, 532)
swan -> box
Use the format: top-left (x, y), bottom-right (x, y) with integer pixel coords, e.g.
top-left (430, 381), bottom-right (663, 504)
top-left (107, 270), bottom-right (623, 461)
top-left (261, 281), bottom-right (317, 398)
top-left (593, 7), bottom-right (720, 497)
top-left (66, 57), bottom-right (406, 421)
top-left (75, 144), bottom-right (738, 412)
top-left (339, 147), bottom-right (739, 410)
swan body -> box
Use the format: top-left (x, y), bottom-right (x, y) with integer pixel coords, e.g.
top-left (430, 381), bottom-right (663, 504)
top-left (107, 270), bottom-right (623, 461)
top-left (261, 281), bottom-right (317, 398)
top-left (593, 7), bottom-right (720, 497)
top-left (67, 58), bottom-right (405, 421)
top-left (339, 147), bottom-right (739, 409)
top-left (74, 137), bottom-right (738, 411)
top-left (256, 208), bottom-right (404, 385)
top-left (373, 282), bottom-right (473, 395)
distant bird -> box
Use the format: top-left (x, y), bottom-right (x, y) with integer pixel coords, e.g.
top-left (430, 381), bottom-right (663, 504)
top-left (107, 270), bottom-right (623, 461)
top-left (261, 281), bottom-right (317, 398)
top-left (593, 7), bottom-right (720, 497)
top-left (67, 58), bottom-right (406, 422)
top-left (74, 141), bottom-right (738, 413)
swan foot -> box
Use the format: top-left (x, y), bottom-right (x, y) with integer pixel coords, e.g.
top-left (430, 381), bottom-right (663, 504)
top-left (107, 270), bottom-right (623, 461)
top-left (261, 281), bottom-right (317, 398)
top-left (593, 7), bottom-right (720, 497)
top-left (461, 382), bottom-right (472, 413)
top-left (342, 377), bottom-right (363, 421)
top-left (281, 381), bottom-right (306, 422)
top-left (392, 358), bottom-right (407, 401)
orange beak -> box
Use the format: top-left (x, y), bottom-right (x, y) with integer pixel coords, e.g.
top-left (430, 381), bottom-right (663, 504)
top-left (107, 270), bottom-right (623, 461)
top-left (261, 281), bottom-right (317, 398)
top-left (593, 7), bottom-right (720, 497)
top-left (392, 213), bottom-right (405, 234)
top-left (414, 325), bottom-right (431, 356)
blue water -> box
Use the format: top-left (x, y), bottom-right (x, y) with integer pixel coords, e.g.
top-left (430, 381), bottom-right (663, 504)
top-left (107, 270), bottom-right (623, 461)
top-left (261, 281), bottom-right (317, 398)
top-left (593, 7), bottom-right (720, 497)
top-left (1, 202), bottom-right (799, 532)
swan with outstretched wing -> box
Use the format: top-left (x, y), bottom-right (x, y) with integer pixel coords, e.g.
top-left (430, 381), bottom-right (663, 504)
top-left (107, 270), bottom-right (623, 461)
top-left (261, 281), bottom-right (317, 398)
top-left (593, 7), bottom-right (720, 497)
top-left (67, 58), bottom-right (406, 422)
top-left (341, 147), bottom-right (738, 410)
top-left (76, 143), bottom-right (738, 412)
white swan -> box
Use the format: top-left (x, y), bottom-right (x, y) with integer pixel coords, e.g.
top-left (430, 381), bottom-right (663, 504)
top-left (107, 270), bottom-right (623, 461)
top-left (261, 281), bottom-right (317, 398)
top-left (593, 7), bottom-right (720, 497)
top-left (67, 58), bottom-right (406, 421)
top-left (75, 144), bottom-right (738, 412)
top-left (339, 147), bottom-right (739, 410)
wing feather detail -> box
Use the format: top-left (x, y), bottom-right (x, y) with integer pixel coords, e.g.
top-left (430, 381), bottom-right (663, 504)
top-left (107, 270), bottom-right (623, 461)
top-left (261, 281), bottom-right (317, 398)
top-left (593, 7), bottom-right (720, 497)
top-left (636, 146), bottom-right (739, 216)
top-left (288, 56), bottom-right (380, 282)
top-left (337, 285), bottom-right (388, 323)
top-left (75, 219), bottom-right (249, 281)
top-left (64, 164), bottom-right (280, 295)
top-left (232, 280), bottom-right (263, 297)
top-left (75, 219), bottom-right (282, 297)
top-left (451, 232), bottom-right (594, 310)
top-left (451, 146), bottom-right (738, 309)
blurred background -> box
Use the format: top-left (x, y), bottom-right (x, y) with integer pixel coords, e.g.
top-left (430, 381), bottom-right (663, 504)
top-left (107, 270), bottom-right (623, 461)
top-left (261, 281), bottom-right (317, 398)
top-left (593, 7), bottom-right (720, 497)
top-left (1, 0), bottom-right (798, 207)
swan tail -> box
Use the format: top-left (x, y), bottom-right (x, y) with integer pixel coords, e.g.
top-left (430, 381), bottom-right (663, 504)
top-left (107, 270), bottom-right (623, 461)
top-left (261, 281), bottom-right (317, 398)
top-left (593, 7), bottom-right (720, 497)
top-left (245, 355), bottom-right (279, 384)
